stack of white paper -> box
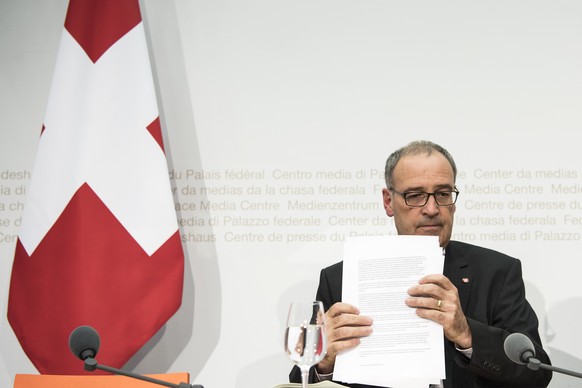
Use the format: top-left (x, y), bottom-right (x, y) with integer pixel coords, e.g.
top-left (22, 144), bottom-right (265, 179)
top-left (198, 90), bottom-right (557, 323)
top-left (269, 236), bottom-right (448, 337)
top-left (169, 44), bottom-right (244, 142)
top-left (334, 235), bottom-right (445, 388)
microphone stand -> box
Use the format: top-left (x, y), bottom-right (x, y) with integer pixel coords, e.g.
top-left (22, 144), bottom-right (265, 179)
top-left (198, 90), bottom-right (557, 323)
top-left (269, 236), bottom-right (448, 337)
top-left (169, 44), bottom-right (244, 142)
top-left (527, 357), bottom-right (582, 379)
top-left (84, 357), bottom-right (203, 388)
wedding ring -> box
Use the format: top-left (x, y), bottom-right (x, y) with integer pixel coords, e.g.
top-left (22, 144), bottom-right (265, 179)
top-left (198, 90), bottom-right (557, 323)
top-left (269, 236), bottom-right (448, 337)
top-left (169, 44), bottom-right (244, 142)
top-left (437, 299), bottom-right (442, 311)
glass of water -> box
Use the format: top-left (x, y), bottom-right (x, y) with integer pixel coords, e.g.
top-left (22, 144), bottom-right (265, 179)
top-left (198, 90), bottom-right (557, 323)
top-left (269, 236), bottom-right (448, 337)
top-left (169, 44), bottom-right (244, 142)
top-left (285, 301), bottom-right (327, 388)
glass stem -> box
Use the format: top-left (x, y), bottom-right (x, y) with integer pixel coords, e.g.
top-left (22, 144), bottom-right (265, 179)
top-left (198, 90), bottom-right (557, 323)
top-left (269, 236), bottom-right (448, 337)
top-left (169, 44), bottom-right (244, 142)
top-left (301, 367), bottom-right (309, 388)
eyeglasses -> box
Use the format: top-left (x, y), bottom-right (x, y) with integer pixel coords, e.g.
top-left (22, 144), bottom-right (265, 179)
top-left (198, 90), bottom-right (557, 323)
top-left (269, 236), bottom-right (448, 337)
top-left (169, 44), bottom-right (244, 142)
top-left (391, 189), bottom-right (459, 207)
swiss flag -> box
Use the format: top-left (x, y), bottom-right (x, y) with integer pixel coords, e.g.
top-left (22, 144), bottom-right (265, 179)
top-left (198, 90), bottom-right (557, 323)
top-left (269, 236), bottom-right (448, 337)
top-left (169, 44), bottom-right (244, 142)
top-left (7, 0), bottom-right (184, 374)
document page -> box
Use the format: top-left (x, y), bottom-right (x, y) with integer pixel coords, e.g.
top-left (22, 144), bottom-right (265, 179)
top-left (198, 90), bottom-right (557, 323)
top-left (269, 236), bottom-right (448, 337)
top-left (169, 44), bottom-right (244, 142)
top-left (334, 236), bottom-right (445, 388)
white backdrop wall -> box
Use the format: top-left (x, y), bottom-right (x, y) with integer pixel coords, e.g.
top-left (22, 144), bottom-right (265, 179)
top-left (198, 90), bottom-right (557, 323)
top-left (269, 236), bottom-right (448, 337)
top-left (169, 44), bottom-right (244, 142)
top-left (2, 1), bottom-right (582, 387)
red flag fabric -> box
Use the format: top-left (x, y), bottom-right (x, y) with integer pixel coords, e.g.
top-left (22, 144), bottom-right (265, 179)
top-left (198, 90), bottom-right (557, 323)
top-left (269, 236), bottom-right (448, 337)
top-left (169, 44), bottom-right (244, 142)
top-left (7, 0), bottom-right (184, 374)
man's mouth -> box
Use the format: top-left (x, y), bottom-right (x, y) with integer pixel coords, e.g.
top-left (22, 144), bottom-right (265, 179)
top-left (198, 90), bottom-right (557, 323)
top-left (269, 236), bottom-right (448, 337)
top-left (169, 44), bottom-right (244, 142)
top-left (417, 224), bottom-right (442, 233)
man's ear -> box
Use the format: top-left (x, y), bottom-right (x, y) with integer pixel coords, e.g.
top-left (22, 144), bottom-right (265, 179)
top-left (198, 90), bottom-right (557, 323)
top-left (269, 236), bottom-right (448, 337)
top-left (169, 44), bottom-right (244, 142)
top-left (382, 188), bottom-right (395, 217)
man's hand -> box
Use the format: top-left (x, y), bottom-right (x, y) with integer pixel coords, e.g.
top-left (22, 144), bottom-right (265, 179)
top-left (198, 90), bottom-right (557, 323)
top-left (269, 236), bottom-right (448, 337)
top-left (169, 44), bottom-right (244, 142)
top-left (405, 274), bottom-right (472, 349)
top-left (317, 302), bottom-right (373, 374)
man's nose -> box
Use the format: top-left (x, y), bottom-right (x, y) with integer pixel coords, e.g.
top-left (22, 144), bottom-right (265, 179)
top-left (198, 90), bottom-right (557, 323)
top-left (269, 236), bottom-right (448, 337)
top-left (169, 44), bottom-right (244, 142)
top-left (422, 194), bottom-right (440, 215)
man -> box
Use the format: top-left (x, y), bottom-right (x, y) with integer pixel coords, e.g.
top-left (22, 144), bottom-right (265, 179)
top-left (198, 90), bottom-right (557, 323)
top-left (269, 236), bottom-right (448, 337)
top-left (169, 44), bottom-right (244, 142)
top-left (290, 140), bottom-right (551, 387)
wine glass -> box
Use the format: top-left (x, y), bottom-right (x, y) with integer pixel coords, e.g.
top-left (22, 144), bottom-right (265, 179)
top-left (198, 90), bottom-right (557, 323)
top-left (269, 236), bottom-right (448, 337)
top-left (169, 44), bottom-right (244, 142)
top-left (285, 301), bottom-right (327, 388)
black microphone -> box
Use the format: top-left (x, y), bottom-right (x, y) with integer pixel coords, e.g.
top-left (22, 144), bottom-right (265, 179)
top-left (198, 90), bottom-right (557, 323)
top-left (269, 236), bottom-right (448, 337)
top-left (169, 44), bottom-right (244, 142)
top-left (503, 332), bottom-right (535, 364)
top-left (69, 325), bottom-right (101, 360)
top-left (68, 326), bottom-right (203, 388)
top-left (504, 332), bottom-right (582, 380)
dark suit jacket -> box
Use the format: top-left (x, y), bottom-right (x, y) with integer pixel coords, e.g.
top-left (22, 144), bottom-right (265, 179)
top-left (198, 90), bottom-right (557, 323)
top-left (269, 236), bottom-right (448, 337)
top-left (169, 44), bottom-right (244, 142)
top-left (290, 240), bottom-right (552, 387)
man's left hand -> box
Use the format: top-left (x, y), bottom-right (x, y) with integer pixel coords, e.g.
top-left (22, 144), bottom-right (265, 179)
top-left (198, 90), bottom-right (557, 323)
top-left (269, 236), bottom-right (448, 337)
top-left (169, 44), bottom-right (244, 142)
top-left (405, 274), bottom-right (472, 349)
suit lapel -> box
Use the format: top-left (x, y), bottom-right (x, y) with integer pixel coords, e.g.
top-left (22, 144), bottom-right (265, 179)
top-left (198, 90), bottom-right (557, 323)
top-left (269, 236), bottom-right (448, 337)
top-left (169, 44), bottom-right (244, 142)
top-left (444, 241), bottom-right (473, 311)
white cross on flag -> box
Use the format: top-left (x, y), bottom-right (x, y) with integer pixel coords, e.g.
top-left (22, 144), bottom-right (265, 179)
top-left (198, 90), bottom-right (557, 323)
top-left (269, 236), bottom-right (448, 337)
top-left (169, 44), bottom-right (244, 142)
top-left (7, 0), bottom-right (184, 374)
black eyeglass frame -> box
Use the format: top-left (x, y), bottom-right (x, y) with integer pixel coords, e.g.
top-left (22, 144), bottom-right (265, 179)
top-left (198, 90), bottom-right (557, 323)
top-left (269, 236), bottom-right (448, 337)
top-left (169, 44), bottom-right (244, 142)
top-left (390, 188), bottom-right (460, 207)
